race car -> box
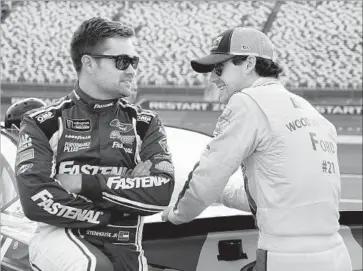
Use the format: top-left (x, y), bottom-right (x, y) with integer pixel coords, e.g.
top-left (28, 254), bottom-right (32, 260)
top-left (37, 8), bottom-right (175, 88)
top-left (1, 124), bottom-right (362, 271)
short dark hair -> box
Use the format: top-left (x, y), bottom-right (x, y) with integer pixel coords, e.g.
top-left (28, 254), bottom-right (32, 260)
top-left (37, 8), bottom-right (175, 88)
top-left (232, 55), bottom-right (283, 79)
top-left (70, 17), bottom-right (135, 73)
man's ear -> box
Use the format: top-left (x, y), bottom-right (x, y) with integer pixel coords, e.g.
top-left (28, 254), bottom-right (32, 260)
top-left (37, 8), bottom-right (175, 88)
top-left (245, 56), bottom-right (256, 73)
top-left (81, 55), bottom-right (94, 74)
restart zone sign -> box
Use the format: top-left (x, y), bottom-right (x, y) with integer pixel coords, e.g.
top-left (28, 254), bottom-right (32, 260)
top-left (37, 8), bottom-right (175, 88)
top-left (141, 101), bottom-right (362, 115)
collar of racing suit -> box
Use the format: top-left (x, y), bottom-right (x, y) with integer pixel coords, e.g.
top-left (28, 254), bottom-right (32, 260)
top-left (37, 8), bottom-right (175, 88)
top-left (250, 77), bottom-right (282, 89)
top-left (72, 82), bottom-right (121, 112)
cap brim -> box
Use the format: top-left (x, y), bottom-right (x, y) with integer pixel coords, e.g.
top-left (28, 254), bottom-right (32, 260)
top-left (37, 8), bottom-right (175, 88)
top-left (191, 54), bottom-right (235, 73)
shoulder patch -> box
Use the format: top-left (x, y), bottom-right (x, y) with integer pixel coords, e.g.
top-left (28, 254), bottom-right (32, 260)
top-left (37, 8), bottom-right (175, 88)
top-left (30, 97), bottom-right (74, 140)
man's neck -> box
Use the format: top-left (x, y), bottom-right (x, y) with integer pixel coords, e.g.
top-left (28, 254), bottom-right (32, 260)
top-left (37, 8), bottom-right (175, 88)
top-left (78, 76), bottom-right (111, 100)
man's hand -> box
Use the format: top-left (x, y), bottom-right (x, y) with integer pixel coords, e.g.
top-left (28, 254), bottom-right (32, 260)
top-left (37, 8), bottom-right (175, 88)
top-left (55, 174), bottom-right (82, 193)
top-left (129, 160), bottom-right (152, 177)
top-left (161, 205), bottom-right (173, 222)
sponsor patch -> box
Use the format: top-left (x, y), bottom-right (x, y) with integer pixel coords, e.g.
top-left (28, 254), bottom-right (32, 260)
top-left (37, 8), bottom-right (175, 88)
top-left (86, 230), bottom-right (112, 238)
top-left (107, 176), bottom-right (170, 189)
top-left (109, 119), bottom-right (133, 133)
top-left (17, 163), bottom-right (33, 175)
top-left (109, 130), bottom-right (135, 144)
top-left (17, 149), bottom-right (34, 164)
top-left (65, 134), bottom-right (91, 140)
top-left (219, 108), bottom-right (232, 122)
top-left (213, 124), bottom-right (224, 137)
top-left (158, 137), bottom-right (170, 153)
top-left (214, 108), bottom-right (232, 136)
top-left (241, 44), bottom-right (251, 51)
top-left (94, 102), bottom-right (113, 109)
top-left (66, 119), bottom-right (91, 132)
top-left (58, 161), bottom-right (129, 175)
top-left (18, 133), bottom-right (32, 152)
top-left (117, 231), bottom-right (130, 241)
top-left (64, 142), bottom-right (90, 152)
top-left (35, 111), bottom-right (54, 123)
top-left (211, 35), bottom-right (223, 50)
top-left (153, 154), bottom-right (172, 160)
top-left (112, 142), bottom-right (133, 154)
top-left (137, 114), bottom-right (152, 124)
top-left (31, 189), bottom-right (102, 224)
top-left (155, 161), bottom-right (174, 174)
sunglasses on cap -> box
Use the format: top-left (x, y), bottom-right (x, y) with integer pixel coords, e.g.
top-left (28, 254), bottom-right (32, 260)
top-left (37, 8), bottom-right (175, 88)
top-left (87, 54), bottom-right (139, 70)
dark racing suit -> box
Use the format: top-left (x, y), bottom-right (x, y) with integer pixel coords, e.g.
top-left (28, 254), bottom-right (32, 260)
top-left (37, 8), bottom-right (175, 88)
top-left (15, 85), bottom-right (175, 271)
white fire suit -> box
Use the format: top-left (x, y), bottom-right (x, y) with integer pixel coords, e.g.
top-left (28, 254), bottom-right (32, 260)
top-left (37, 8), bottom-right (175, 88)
top-left (167, 77), bottom-right (352, 271)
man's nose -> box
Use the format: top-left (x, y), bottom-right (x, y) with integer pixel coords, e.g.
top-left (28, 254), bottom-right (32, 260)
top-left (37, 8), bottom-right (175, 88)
top-left (124, 64), bottom-right (136, 76)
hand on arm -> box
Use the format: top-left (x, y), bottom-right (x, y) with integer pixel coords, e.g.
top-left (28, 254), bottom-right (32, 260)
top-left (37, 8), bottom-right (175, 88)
top-left (55, 160), bottom-right (152, 194)
top-left (79, 114), bottom-right (175, 216)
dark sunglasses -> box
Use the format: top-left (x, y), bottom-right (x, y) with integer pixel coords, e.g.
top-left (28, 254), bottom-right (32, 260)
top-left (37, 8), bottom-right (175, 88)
top-left (213, 62), bottom-right (225, 77)
top-left (213, 56), bottom-right (245, 76)
top-left (87, 54), bottom-right (139, 70)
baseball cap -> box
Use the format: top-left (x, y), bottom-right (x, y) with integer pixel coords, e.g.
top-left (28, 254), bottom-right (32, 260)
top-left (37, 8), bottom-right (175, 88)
top-left (191, 27), bottom-right (275, 73)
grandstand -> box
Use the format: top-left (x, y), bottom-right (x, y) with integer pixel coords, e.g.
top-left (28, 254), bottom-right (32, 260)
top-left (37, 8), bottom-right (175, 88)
top-left (1, 1), bottom-right (362, 89)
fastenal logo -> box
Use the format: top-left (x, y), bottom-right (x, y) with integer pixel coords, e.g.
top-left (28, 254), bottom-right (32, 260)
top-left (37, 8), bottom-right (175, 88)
top-left (31, 189), bottom-right (102, 224)
top-left (58, 161), bottom-right (129, 175)
top-left (107, 176), bottom-right (170, 189)
top-left (109, 119), bottom-right (133, 133)
top-left (112, 142), bottom-right (133, 154)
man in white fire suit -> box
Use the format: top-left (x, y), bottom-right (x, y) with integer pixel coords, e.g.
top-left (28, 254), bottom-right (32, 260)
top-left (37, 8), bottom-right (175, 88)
top-left (163, 27), bottom-right (352, 271)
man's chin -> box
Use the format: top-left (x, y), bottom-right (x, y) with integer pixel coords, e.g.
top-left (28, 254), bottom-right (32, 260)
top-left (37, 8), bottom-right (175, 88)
top-left (117, 87), bottom-right (132, 97)
top-left (219, 95), bottom-right (228, 104)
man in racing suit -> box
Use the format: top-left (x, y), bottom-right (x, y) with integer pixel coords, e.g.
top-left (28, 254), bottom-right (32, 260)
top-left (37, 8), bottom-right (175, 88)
top-left (163, 27), bottom-right (352, 271)
top-left (15, 17), bottom-right (174, 271)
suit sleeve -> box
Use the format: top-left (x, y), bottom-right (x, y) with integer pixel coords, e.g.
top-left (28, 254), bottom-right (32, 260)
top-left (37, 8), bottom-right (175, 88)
top-left (219, 165), bottom-right (251, 212)
top-left (80, 114), bottom-right (175, 216)
top-left (15, 115), bottom-right (113, 228)
top-left (168, 94), bottom-right (263, 224)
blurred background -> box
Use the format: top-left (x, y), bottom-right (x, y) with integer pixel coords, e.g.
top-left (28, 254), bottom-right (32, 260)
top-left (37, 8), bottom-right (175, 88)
top-left (1, 0), bottom-right (362, 175)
